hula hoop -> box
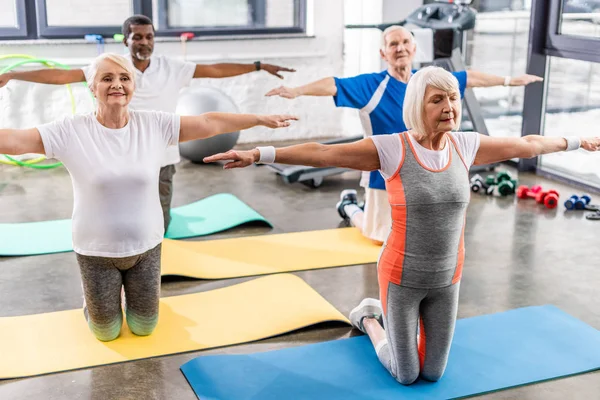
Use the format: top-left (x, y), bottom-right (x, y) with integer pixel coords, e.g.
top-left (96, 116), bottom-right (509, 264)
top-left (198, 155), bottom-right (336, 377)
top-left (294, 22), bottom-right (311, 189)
top-left (0, 55), bottom-right (85, 169)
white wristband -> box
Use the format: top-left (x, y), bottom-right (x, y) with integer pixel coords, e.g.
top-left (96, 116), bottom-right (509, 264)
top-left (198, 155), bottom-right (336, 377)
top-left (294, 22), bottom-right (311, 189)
top-left (503, 76), bottom-right (511, 86)
top-left (256, 146), bottom-right (276, 164)
top-left (564, 136), bottom-right (581, 152)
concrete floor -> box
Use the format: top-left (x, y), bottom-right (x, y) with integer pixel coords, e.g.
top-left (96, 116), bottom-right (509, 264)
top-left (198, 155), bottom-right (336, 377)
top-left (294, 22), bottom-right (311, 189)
top-left (0, 155), bottom-right (599, 400)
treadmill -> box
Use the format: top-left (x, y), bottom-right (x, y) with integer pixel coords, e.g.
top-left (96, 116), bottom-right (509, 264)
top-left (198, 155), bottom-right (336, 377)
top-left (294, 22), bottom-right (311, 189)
top-left (268, 0), bottom-right (496, 188)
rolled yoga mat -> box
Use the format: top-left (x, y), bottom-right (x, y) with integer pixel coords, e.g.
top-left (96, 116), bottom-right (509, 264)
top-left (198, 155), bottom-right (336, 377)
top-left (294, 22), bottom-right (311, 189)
top-left (161, 227), bottom-right (381, 279)
top-left (181, 305), bottom-right (600, 400)
top-left (0, 193), bottom-right (270, 256)
top-left (0, 274), bottom-right (348, 379)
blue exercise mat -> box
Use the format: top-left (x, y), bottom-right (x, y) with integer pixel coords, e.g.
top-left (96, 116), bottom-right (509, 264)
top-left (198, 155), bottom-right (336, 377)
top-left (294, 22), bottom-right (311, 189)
top-left (0, 193), bottom-right (270, 256)
top-left (181, 305), bottom-right (600, 400)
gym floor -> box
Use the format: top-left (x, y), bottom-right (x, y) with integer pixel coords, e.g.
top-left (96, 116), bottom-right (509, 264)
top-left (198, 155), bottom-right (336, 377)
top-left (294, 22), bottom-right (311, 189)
top-left (0, 151), bottom-right (598, 400)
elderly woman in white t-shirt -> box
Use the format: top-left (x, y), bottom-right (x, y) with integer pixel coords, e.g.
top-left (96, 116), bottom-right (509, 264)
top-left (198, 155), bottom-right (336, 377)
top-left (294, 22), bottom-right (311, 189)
top-left (205, 66), bottom-right (600, 385)
top-left (0, 53), bottom-right (296, 342)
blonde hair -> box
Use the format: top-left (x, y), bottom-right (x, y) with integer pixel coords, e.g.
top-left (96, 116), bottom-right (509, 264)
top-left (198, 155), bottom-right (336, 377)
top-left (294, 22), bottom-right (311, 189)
top-left (403, 66), bottom-right (462, 136)
top-left (87, 53), bottom-right (135, 89)
top-left (381, 25), bottom-right (414, 50)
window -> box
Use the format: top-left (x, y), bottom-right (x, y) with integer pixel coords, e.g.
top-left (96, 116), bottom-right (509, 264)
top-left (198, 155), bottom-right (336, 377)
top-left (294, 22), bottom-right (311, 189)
top-left (156, 0), bottom-right (306, 35)
top-left (44, 0), bottom-right (134, 27)
top-left (0, 0), bottom-right (28, 39)
top-left (265, 0), bottom-right (296, 28)
top-left (167, 0), bottom-right (249, 27)
top-left (468, 2), bottom-right (533, 139)
top-left (0, 0), bottom-right (18, 27)
top-left (520, 0), bottom-right (600, 187)
top-left (539, 57), bottom-right (600, 187)
top-left (559, 0), bottom-right (600, 38)
top-left (35, 0), bottom-right (143, 38)
top-left (0, 0), bottom-right (305, 40)
top-left (546, 0), bottom-right (600, 61)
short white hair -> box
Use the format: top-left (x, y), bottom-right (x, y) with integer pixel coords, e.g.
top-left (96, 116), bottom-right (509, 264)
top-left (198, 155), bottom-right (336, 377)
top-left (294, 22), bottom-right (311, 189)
top-left (403, 66), bottom-right (462, 136)
top-left (381, 25), bottom-right (414, 50)
top-left (87, 53), bottom-right (135, 89)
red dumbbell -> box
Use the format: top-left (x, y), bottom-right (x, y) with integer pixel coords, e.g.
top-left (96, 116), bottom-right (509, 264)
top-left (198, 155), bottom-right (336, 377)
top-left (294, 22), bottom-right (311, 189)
top-left (516, 185), bottom-right (542, 200)
top-left (535, 190), bottom-right (559, 209)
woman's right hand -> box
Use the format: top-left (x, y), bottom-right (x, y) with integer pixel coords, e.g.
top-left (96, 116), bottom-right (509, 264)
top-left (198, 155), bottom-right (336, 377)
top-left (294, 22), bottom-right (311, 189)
top-left (203, 149), bottom-right (259, 169)
top-left (258, 114), bottom-right (298, 128)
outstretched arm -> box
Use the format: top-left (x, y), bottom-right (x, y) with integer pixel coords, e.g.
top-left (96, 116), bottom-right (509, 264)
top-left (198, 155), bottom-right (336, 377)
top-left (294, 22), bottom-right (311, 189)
top-left (0, 128), bottom-right (45, 155)
top-left (0, 69), bottom-right (86, 89)
top-left (466, 70), bottom-right (542, 88)
top-left (203, 138), bottom-right (380, 171)
top-left (194, 63), bottom-right (295, 80)
top-left (474, 134), bottom-right (600, 165)
top-left (264, 77), bottom-right (337, 99)
top-left (179, 113), bottom-right (298, 142)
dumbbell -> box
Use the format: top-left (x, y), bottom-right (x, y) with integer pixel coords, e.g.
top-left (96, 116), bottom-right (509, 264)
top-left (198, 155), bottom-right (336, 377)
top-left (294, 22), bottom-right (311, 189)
top-left (495, 171), bottom-right (517, 196)
top-left (564, 195), bottom-right (591, 210)
top-left (535, 190), bottom-right (559, 209)
top-left (516, 185), bottom-right (542, 200)
top-left (470, 174), bottom-right (491, 194)
top-left (497, 180), bottom-right (516, 196)
top-left (496, 171), bottom-right (513, 183)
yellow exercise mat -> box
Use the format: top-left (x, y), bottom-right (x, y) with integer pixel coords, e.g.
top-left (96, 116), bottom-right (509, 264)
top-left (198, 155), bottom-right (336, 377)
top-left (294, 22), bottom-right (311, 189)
top-left (0, 274), bottom-right (349, 379)
top-left (161, 227), bottom-right (381, 279)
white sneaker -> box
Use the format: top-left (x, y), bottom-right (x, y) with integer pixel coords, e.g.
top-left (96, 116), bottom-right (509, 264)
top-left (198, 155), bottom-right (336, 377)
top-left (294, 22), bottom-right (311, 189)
top-left (349, 298), bottom-right (382, 334)
top-left (336, 189), bottom-right (358, 220)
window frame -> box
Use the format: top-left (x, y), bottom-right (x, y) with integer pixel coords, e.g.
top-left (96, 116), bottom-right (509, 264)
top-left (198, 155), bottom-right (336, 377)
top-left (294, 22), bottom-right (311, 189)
top-left (520, 0), bottom-right (600, 190)
top-left (154, 0), bottom-right (307, 37)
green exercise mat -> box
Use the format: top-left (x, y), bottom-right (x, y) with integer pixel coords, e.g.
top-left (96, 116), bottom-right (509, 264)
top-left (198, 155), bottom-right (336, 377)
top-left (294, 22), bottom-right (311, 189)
top-left (0, 194), bottom-right (270, 256)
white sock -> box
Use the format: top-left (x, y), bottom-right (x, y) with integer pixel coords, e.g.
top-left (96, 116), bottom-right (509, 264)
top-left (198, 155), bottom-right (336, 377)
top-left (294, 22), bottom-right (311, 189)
top-left (343, 203), bottom-right (362, 219)
top-left (344, 204), bottom-right (364, 231)
top-left (375, 339), bottom-right (389, 355)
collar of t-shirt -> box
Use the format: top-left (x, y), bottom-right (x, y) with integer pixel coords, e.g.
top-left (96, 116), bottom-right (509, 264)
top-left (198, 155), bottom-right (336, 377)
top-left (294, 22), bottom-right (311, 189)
top-left (407, 132), bottom-right (450, 161)
top-left (127, 54), bottom-right (158, 81)
top-left (91, 112), bottom-right (131, 134)
top-left (384, 69), bottom-right (418, 85)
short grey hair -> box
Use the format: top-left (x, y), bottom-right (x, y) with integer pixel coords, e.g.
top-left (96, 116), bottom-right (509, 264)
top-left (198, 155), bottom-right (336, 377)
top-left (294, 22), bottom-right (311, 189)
top-left (87, 53), bottom-right (135, 89)
top-left (381, 25), bottom-right (414, 50)
top-left (403, 66), bottom-right (462, 136)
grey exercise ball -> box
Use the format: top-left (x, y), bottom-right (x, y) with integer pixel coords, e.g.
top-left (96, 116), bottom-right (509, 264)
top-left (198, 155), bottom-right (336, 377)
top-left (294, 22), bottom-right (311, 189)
top-left (176, 87), bottom-right (240, 163)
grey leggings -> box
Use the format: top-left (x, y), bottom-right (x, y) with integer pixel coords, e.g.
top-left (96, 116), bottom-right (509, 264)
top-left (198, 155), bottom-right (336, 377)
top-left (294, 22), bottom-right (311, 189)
top-left (76, 244), bottom-right (162, 342)
top-left (159, 164), bottom-right (176, 234)
top-left (377, 281), bottom-right (460, 385)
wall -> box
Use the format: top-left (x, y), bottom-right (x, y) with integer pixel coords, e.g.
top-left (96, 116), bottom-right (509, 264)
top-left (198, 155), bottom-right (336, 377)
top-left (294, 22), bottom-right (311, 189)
top-left (0, 0), bottom-right (349, 144)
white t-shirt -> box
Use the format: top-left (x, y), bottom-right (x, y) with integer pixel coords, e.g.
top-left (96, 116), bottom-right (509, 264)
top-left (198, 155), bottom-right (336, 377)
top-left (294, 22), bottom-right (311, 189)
top-left (371, 132), bottom-right (481, 179)
top-left (83, 54), bottom-right (195, 166)
top-left (38, 110), bottom-right (180, 257)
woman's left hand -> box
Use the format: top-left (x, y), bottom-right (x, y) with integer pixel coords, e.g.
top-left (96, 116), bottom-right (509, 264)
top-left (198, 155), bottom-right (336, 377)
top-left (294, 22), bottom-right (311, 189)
top-left (203, 149), bottom-right (258, 169)
top-left (510, 74), bottom-right (543, 86)
top-left (580, 137), bottom-right (600, 151)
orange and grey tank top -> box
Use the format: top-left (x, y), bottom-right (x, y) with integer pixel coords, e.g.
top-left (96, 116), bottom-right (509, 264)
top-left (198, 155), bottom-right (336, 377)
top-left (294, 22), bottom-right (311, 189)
top-left (378, 132), bottom-right (471, 289)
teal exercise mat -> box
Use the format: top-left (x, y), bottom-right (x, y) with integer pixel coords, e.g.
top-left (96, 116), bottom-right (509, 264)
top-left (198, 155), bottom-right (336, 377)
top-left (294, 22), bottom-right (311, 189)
top-left (181, 305), bottom-right (600, 400)
top-left (0, 194), bottom-right (270, 256)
